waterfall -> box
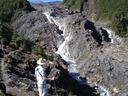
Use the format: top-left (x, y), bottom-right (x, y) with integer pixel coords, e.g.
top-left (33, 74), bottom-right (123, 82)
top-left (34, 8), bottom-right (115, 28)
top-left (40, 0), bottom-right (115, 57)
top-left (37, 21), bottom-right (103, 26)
top-left (56, 34), bottom-right (75, 64)
top-left (44, 11), bottom-right (110, 96)
top-left (43, 12), bottom-right (76, 63)
top-left (43, 12), bottom-right (54, 24)
top-left (102, 28), bottom-right (113, 43)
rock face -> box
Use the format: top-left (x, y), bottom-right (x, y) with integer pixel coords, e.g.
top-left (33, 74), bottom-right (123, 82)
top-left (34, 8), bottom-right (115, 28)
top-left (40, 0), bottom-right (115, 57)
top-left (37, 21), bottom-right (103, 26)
top-left (0, 45), bottom-right (36, 95)
top-left (54, 12), bottom-right (128, 96)
top-left (53, 12), bottom-right (128, 95)
top-left (0, 2), bottom-right (128, 96)
top-left (12, 10), bottom-right (63, 53)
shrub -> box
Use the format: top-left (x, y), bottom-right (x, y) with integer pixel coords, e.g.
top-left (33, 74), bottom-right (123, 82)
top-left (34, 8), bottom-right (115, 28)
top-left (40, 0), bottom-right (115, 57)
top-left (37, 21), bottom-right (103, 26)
top-left (63, 0), bottom-right (82, 9)
top-left (10, 33), bottom-right (34, 51)
top-left (32, 46), bottom-right (44, 55)
top-left (0, 0), bottom-right (34, 43)
top-left (95, 0), bottom-right (128, 37)
top-left (11, 9), bottom-right (22, 21)
top-left (0, 0), bottom-right (34, 22)
top-left (0, 21), bottom-right (12, 41)
top-left (112, 11), bottom-right (128, 37)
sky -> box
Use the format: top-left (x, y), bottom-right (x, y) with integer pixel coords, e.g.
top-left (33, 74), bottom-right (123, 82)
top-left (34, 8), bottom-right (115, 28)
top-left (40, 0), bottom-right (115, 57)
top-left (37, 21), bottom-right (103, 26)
top-left (27, 0), bottom-right (63, 3)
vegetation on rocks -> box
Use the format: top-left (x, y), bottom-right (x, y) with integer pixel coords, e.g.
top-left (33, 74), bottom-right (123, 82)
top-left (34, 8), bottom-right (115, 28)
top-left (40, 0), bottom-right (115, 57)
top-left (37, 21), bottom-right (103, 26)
top-left (0, 0), bottom-right (34, 22)
top-left (0, 0), bottom-right (43, 55)
top-left (95, 0), bottom-right (128, 37)
top-left (63, 0), bottom-right (82, 9)
top-left (10, 32), bottom-right (45, 55)
top-left (32, 45), bottom-right (44, 55)
top-left (63, 0), bottom-right (128, 37)
top-left (0, 0), bottom-right (34, 41)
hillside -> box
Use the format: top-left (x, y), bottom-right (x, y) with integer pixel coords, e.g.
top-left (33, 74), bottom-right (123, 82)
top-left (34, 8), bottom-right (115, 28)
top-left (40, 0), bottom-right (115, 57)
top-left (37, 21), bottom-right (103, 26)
top-left (0, 0), bottom-right (128, 96)
top-left (63, 0), bottom-right (128, 38)
top-left (95, 0), bottom-right (128, 37)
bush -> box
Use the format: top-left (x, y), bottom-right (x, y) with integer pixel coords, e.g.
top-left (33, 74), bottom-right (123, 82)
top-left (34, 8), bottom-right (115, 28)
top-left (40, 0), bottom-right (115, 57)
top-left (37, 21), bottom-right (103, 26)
top-left (63, 0), bottom-right (82, 9)
top-left (11, 9), bottom-right (22, 21)
top-left (0, 21), bottom-right (12, 41)
top-left (95, 0), bottom-right (128, 37)
top-left (112, 11), bottom-right (128, 37)
top-left (32, 46), bottom-right (44, 55)
top-left (0, 0), bottom-right (34, 43)
top-left (11, 33), bottom-right (45, 55)
top-left (10, 33), bottom-right (34, 51)
top-left (0, 0), bottom-right (34, 22)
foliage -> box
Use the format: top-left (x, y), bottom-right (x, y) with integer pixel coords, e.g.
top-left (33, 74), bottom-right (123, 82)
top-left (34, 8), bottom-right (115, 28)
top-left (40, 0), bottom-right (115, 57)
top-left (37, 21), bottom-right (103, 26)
top-left (95, 0), bottom-right (128, 37)
top-left (10, 32), bottom-right (46, 56)
top-left (0, 0), bottom-right (33, 22)
top-left (10, 33), bottom-right (33, 51)
top-left (32, 46), bottom-right (44, 55)
top-left (11, 9), bottom-right (22, 21)
top-left (0, 0), bottom-right (34, 41)
top-left (0, 20), bottom-right (12, 41)
top-left (63, 0), bottom-right (82, 9)
top-left (0, 0), bottom-right (34, 42)
top-left (0, 0), bottom-right (45, 56)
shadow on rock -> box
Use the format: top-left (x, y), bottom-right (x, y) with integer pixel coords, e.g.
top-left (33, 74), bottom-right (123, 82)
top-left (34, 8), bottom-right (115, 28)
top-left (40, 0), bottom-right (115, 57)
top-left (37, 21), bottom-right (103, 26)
top-left (0, 82), bottom-right (15, 96)
top-left (100, 28), bottom-right (111, 42)
top-left (84, 20), bottom-right (102, 46)
top-left (0, 82), bottom-right (6, 95)
top-left (56, 67), bottom-right (99, 96)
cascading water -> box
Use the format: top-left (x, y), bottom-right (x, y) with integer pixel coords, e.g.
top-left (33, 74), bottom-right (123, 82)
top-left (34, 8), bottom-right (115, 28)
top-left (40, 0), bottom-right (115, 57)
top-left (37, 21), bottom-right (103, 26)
top-left (102, 27), bottom-right (113, 43)
top-left (43, 12), bottom-right (54, 24)
top-left (43, 11), bottom-right (110, 96)
top-left (56, 34), bottom-right (75, 64)
top-left (95, 85), bottom-right (110, 96)
top-left (43, 12), bottom-right (76, 64)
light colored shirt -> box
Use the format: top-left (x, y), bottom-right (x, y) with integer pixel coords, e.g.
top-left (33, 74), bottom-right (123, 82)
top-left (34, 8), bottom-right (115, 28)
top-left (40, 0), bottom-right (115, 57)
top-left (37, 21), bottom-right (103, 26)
top-left (35, 65), bottom-right (46, 85)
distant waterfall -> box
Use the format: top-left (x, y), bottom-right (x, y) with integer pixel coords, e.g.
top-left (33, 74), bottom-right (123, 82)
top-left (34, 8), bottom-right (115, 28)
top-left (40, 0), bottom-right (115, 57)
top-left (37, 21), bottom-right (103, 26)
top-left (102, 28), bottom-right (113, 43)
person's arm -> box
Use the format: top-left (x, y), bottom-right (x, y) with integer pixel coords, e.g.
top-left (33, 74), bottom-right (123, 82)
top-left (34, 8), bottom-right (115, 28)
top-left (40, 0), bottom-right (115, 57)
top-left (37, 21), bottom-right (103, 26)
top-left (39, 67), bottom-right (55, 81)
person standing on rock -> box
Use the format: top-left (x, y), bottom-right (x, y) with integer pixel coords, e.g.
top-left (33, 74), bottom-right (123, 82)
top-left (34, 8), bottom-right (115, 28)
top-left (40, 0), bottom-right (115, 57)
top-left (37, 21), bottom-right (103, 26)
top-left (35, 58), bottom-right (55, 96)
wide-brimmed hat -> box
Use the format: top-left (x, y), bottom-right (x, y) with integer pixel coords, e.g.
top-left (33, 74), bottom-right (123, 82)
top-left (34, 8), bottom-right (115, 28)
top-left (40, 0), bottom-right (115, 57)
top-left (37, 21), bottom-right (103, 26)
top-left (37, 58), bottom-right (46, 65)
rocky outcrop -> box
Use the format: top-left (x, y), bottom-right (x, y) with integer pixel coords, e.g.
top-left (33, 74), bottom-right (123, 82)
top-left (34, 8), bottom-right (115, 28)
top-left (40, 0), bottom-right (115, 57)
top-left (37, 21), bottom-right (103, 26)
top-left (57, 13), bottom-right (128, 96)
top-left (51, 9), bottom-right (128, 96)
top-left (0, 2), bottom-right (127, 96)
top-left (0, 44), bottom-right (36, 95)
top-left (12, 10), bottom-right (63, 53)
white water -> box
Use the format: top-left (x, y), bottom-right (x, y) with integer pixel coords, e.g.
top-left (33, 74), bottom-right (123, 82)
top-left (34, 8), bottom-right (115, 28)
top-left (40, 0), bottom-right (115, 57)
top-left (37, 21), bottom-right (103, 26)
top-left (43, 11), bottom-right (110, 96)
top-left (95, 85), bottom-right (110, 96)
top-left (43, 12), bottom-right (64, 31)
top-left (68, 64), bottom-right (79, 73)
top-left (56, 34), bottom-right (76, 64)
top-left (103, 28), bottom-right (113, 43)
top-left (43, 11), bottom-right (75, 64)
top-left (43, 12), bottom-right (54, 24)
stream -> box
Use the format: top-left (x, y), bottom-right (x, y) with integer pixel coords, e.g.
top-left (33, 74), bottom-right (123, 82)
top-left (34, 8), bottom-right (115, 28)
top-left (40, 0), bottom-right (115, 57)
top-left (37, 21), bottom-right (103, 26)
top-left (43, 11), bottom-right (110, 96)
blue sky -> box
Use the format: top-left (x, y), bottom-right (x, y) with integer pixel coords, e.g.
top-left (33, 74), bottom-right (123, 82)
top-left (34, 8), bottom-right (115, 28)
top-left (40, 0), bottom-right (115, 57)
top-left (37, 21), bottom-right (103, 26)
top-left (27, 0), bottom-right (63, 3)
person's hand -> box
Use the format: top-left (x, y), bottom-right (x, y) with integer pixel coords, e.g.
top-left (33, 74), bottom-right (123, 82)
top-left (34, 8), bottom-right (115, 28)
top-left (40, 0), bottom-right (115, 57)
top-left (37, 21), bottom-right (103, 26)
top-left (51, 77), bottom-right (55, 80)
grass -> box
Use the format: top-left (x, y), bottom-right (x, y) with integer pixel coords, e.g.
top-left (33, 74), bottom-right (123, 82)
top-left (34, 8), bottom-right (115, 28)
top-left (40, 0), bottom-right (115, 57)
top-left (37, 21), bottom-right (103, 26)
top-left (63, 0), bottom-right (82, 10)
top-left (95, 0), bottom-right (128, 37)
